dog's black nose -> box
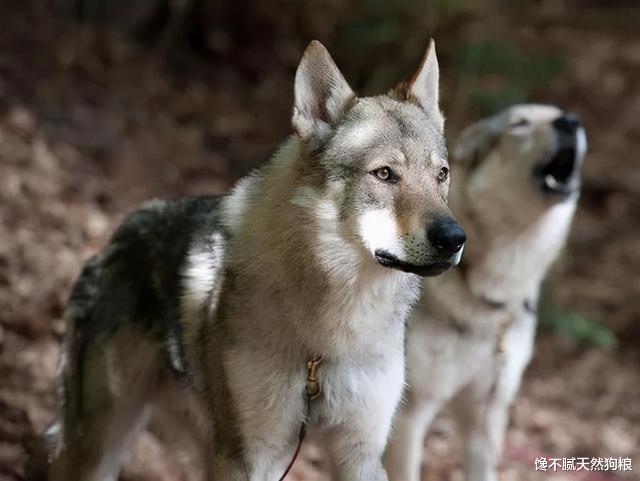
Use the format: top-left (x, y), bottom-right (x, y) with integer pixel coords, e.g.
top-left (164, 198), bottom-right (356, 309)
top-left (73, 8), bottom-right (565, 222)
top-left (427, 217), bottom-right (466, 257)
top-left (553, 112), bottom-right (581, 134)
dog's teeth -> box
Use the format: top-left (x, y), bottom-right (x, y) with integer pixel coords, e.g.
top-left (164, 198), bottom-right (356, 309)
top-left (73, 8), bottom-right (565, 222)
top-left (452, 245), bottom-right (464, 266)
top-left (544, 174), bottom-right (560, 189)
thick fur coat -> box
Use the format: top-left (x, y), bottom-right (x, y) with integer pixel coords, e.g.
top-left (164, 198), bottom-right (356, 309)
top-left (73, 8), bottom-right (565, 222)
top-left (47, 40), bottom-right (465, 481)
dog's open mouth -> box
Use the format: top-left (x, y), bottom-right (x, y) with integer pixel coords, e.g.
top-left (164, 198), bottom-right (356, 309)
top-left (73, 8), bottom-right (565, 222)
top-left (374, 250), bottom-right (453, 277)
top-left (534, 147), bottom-right (581, 196)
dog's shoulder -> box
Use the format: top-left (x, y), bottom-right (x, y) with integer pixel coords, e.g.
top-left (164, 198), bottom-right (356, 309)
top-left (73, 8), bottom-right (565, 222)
top-left (109, 196), bottom-right (224, 294)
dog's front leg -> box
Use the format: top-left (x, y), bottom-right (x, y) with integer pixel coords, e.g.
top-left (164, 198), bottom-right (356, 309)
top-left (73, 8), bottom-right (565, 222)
top-left (326, 358), bottom-right (405, 481)
top-left (451, 313), bottom-right (536, 481)
top-left (204, 347), bottom-right (307, 481)
top-left (383, 394), bottom-right (446, 481)
top-left (204, 396), bottom-right (305, 481)
top-left (326, 419), bottom-right (392, 481)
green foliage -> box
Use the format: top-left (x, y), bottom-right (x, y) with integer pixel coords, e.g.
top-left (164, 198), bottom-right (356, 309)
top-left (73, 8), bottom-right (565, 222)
top-left (336, 0), bottom-right (480, 92)
top-left (538, 283), bottom-right (617, 349)
top-left (335, 1), bottom-right (566, 113)
top-left (452, 39), bottom-right (565, 114)
top-left (339, 17), bottom-right (403, 51)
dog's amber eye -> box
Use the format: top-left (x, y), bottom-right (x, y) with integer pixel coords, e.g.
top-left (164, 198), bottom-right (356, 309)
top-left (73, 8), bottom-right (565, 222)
top-left (372, 167), bottom-right (398, 183)
top-left (438, 166), bottom-right (449, 182)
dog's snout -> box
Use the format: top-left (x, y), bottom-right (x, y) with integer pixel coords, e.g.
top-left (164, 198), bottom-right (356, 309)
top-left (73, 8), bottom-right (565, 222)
top-left (427, 217), bottom-right (466, 257)
top-left (553, 112), bottom-right (581, 134)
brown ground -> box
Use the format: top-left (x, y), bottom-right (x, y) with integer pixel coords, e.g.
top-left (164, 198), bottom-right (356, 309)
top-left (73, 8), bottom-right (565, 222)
top-left (0, 2), bottom-right (638, 481)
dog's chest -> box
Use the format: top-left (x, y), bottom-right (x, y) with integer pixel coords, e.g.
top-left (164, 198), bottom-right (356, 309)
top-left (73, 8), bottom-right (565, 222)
top-left (307, 272), bottom-right (417, 426)
top-left (309, 347), bottom-right (405, 428)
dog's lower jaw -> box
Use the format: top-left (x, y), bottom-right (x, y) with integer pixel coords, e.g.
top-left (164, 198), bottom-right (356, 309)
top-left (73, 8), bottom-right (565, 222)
top-left (541, 176), bottom-right (581, 200)
top-left (374, 250), bottom-right (453, 277)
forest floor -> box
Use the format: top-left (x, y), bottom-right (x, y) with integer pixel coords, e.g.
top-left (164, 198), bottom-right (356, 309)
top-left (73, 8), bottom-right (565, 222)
top-left (0, 2), bottom-right (639, 480)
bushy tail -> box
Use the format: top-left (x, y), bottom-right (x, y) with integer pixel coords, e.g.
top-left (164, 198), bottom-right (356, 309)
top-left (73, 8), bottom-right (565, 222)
top-left (49, 252), bottom-right (105, 457)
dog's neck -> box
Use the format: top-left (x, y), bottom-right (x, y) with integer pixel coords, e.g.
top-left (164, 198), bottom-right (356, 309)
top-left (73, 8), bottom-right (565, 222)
top-left (450, 175), bottom-right (578, 307)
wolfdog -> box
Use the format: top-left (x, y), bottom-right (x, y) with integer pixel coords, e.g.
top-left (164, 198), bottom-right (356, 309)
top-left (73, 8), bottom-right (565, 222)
top-left (383, 104), bottom-right (586, 481)
top-left (47, 40), bottom-right (466, 481)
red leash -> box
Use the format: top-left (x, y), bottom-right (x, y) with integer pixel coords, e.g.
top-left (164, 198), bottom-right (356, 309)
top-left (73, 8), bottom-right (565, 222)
top-left (277, 420), bottom-right (307, 481)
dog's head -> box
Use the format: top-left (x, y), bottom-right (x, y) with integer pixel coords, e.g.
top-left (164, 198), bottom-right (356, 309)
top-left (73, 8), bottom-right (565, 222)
top-left (452, 104), bottom-right (586, 222)
top-left (291, 40), bottom-right (465, 277)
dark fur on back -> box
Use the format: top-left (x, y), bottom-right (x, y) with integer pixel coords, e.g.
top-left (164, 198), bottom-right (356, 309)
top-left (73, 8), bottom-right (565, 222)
top-left (66, 196), bottom-right (222, 396)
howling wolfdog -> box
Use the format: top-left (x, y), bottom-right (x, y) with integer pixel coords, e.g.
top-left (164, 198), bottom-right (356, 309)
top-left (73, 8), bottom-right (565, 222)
top-left (385, 105), bottom-right (586, 481)
top-left (47, 40), bottom-right (465, 481)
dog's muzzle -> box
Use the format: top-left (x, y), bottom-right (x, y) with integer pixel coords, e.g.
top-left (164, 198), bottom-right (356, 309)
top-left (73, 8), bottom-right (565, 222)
top-left (534, 112), bottom-right (584, 197)
top-left (375, 218), bottom-right (465, 277)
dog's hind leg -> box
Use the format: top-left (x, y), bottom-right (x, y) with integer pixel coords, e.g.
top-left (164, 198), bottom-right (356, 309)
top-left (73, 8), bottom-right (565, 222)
top-left (384, 395), bottom-right (444, 481)
top-left (146, 381), bottom-right (209, 479)
top-left (49, 327), bottom-right (163, 481)
top-left (49, 391), bottom-right (151, 481)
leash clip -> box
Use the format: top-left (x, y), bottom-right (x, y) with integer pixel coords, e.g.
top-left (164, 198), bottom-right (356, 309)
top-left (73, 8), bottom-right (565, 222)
top-left (306, 355), bottom-right (323, 400)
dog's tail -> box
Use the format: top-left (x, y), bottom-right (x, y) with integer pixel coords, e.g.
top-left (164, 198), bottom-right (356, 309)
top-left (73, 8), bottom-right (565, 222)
top-left (49, 252), bottom-right (107, 455)
top-left (24, 252), bottom-right (107, 479)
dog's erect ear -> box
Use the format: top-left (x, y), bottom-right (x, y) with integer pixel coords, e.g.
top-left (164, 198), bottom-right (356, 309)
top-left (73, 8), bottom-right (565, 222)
top-left (292, 40), bottom-right (356, 139)
top-left (394, 39), bottom-right (441, 115)
top-left (452, 117), bottom-right (502, 165)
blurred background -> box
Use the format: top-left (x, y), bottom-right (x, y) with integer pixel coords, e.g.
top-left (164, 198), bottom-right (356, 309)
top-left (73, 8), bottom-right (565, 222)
top-left (0, 0), bottom-right (638, 480)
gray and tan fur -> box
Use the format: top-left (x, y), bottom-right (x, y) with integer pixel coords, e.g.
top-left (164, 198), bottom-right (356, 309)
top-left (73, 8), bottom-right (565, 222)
top-left (47, 39), bottom-right (466, 481)
top-left (384, 104), bottom-right (587, 481)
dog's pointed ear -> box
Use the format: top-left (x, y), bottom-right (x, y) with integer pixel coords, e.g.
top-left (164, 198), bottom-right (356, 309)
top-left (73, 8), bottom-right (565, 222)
top-left (452, 118), bottom-right (501, 165)
top-left (394, 39), bottom-right (441, 118)
top-left (292, 40), bottom-right (356, 139)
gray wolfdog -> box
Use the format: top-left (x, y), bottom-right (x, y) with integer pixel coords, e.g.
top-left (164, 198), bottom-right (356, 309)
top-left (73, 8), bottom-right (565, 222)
top-left (384, 104), bottom-right (586, 481)
top-left (47, 40), bottom-right (466, 481)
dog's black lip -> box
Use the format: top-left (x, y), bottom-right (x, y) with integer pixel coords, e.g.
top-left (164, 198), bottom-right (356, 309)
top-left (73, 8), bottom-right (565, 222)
top-left (374, 250), bottom-right (452, 277)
